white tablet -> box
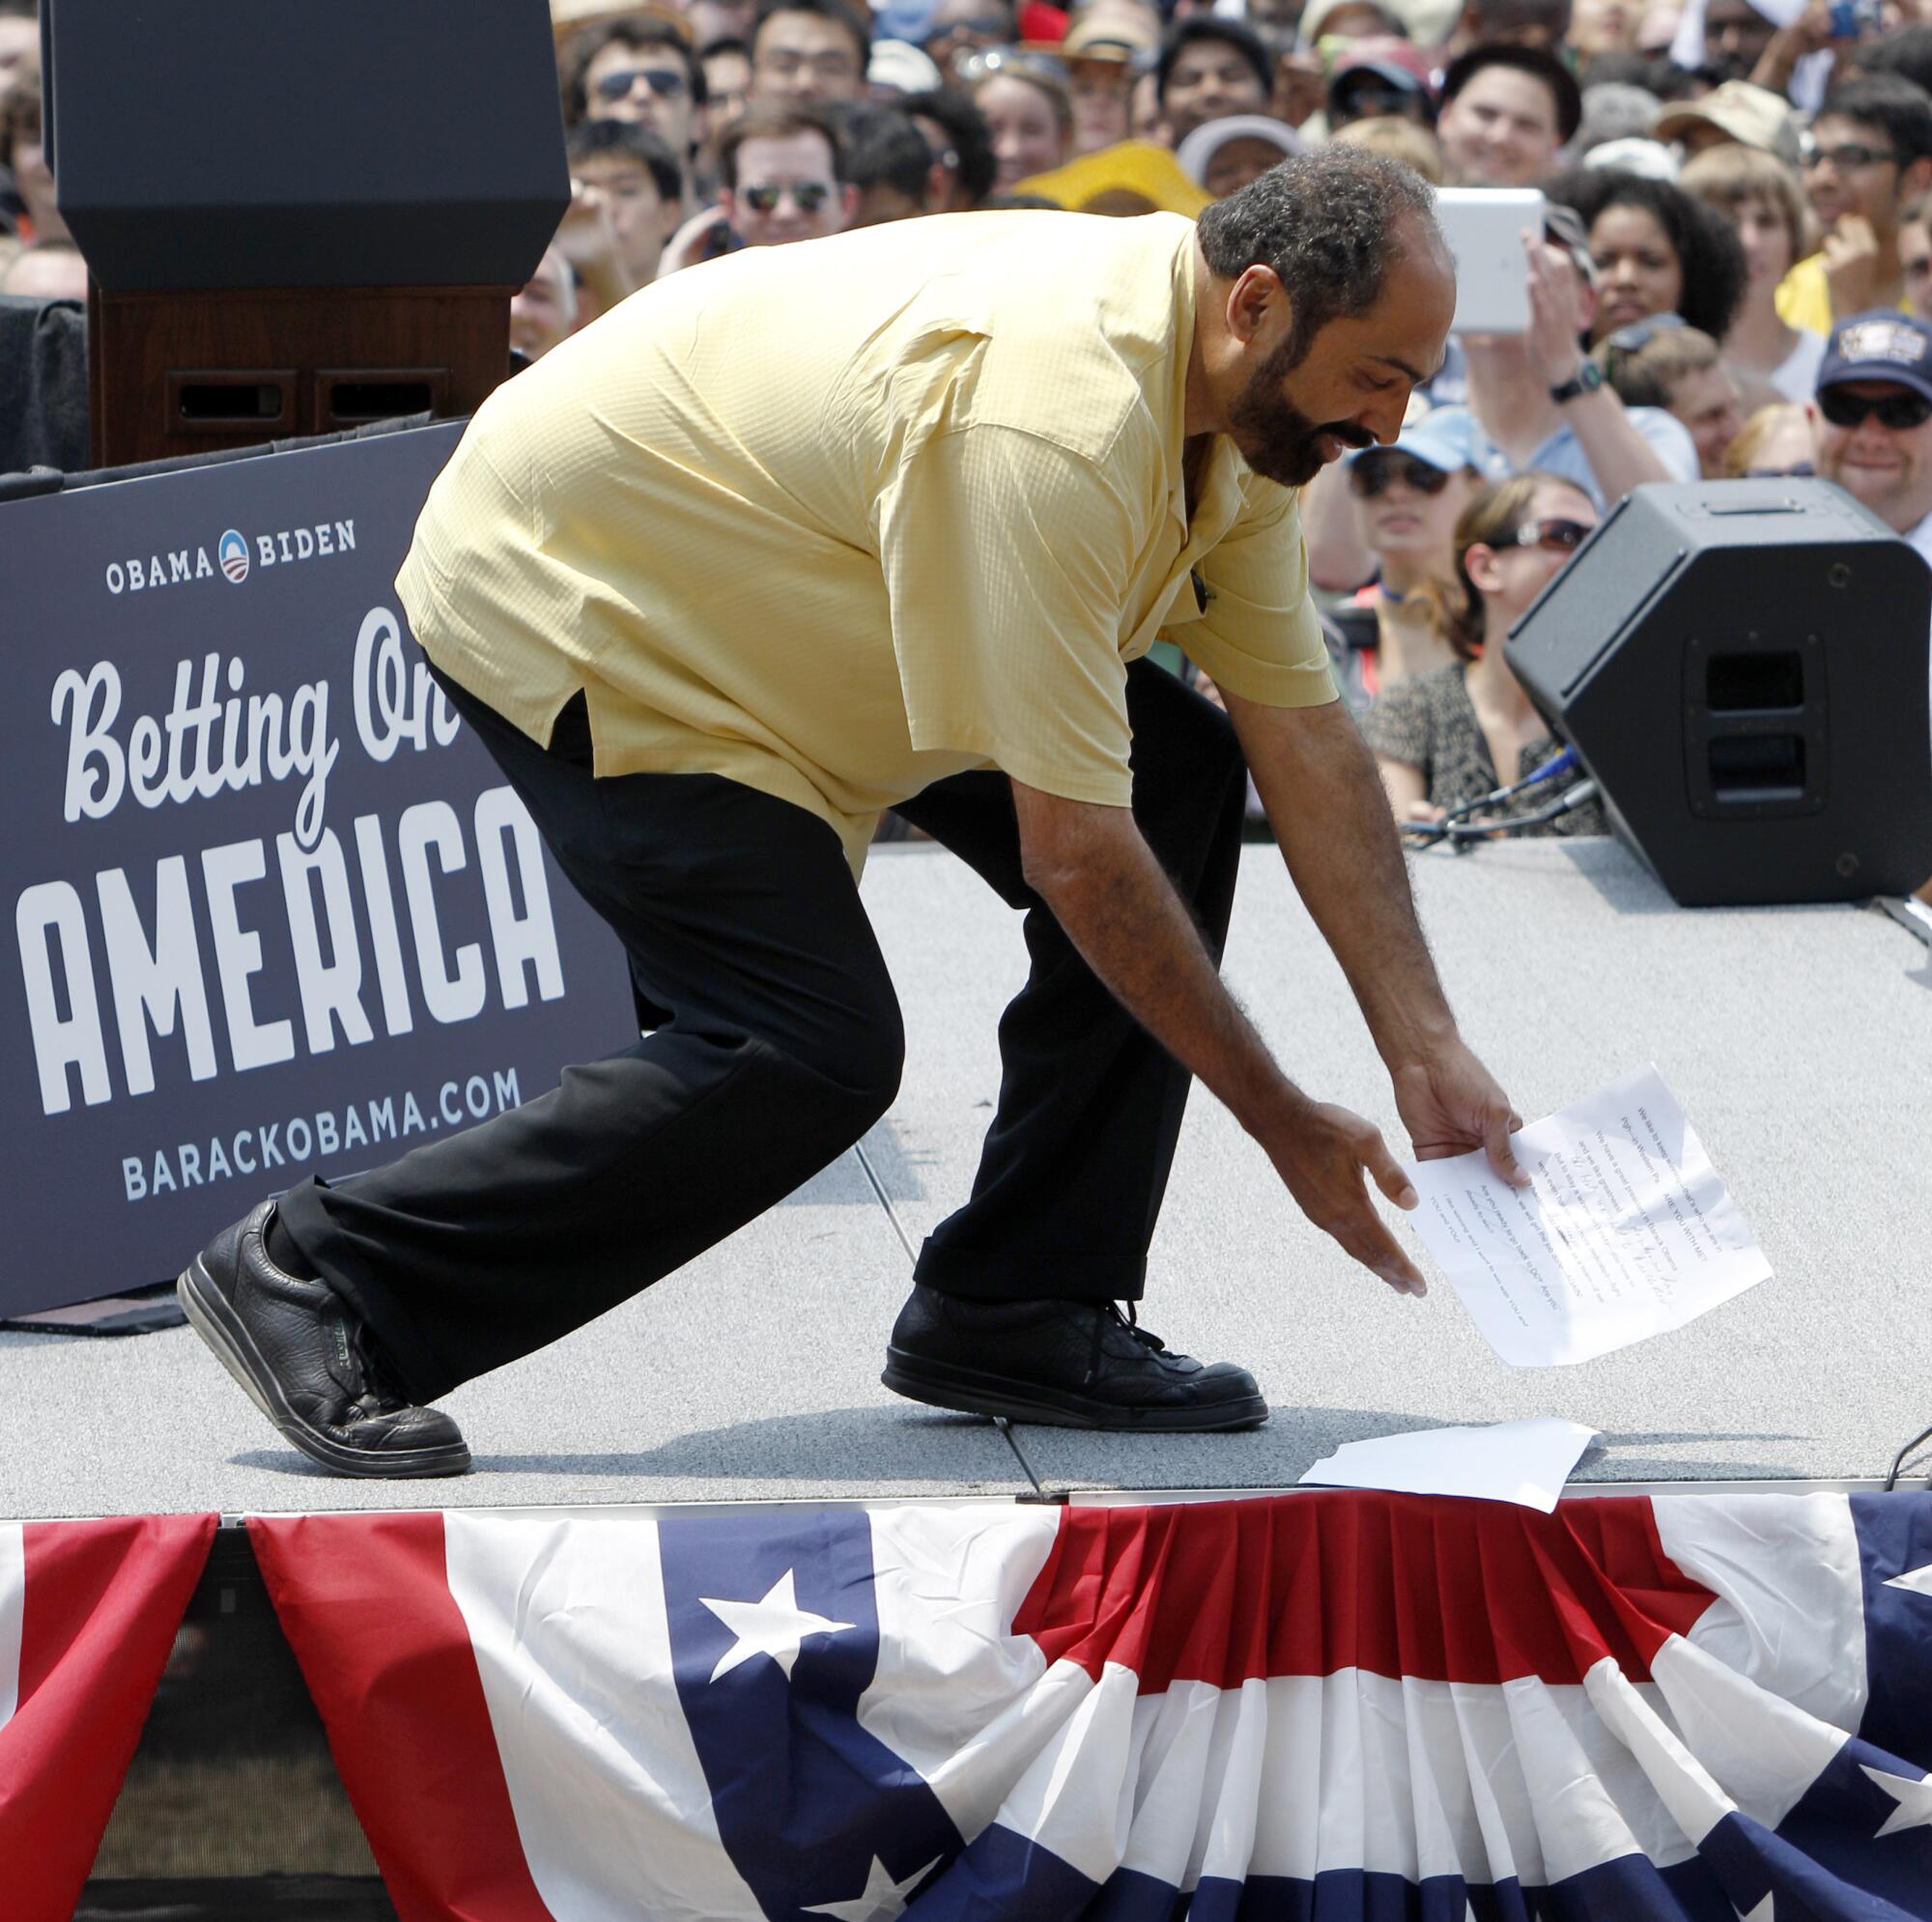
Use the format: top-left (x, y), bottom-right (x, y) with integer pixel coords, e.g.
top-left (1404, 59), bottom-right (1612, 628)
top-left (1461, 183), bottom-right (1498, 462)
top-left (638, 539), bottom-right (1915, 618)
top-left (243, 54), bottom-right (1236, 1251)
top-left (1434, 187), bottom-right (1545, 336)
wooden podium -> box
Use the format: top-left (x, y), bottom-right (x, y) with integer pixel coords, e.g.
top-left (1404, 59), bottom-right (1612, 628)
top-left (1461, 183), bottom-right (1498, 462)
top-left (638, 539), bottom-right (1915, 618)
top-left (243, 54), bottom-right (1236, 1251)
top-left (44, 0), bottom-right (570, 470)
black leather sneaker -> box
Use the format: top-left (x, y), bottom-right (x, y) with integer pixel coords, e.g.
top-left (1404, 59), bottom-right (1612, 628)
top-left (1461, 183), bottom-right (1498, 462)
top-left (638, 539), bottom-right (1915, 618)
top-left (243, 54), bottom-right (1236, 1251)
top-left (882, 1285), bottom-right (1267, 1431)
top-left (177, 1201), bottom-right (470, 1478)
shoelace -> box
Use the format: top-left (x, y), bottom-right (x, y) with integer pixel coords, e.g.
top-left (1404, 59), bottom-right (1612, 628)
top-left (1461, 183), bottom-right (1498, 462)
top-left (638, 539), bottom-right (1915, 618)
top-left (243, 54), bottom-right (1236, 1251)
top-left (1082, 1300), bottom-right (1170, 1388)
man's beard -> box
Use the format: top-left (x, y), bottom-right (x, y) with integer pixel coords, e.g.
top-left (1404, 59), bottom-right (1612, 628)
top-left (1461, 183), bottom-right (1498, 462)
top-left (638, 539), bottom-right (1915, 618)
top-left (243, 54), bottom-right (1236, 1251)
top-left (1227, 339), bottom-right (1375, 487)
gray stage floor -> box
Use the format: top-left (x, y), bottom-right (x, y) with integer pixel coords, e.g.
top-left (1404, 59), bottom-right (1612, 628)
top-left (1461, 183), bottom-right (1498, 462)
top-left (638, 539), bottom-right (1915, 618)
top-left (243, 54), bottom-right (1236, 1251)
top-left (3, 836), bottom-right (1928, 1520)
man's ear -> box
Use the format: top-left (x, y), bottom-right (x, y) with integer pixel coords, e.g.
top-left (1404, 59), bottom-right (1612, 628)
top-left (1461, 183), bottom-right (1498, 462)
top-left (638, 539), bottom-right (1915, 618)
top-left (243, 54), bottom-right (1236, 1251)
top-left (1226, 263), bottom-right (1287, 348)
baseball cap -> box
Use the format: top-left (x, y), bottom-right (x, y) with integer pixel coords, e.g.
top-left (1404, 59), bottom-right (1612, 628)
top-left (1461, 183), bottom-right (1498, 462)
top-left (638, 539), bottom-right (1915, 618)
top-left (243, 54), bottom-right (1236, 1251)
top-left (1343, 405), bottom-right (1488, 475)
top-left (1817, 312), bottom-right (1932, 406)
top-left (1328, 36), bottom-right (1434, 106)
top-left (1653, 81), bottom-right (1802, 171)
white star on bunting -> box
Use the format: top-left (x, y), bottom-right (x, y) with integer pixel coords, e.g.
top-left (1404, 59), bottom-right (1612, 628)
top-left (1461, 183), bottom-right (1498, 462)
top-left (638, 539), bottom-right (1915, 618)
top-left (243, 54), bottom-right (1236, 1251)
top-left (1884, 1562), bottom-right (1932, 1599)
top-left (700, 1568), bottom-right (855, 1682)
top-left (804, 1853), bottom-right (942, 1921)
top-left (1861, 1763), bottom-right (1932, 1839)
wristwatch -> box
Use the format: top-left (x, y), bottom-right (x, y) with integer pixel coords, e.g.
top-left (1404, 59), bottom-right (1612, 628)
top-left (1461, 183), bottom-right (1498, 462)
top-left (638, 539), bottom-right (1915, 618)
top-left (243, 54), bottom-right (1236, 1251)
top-left (1548, 361), bottom-right (1605, 406)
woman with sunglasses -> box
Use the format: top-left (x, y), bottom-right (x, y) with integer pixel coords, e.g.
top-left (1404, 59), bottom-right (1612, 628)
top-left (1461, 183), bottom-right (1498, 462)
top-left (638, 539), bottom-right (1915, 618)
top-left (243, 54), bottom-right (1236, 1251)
top-left (962, 47), bottom-right (1074, 194)
top-left (1362, 473), bottom-right (1607, 835)
top-left (1330, 410), bottom-right (1485, 705)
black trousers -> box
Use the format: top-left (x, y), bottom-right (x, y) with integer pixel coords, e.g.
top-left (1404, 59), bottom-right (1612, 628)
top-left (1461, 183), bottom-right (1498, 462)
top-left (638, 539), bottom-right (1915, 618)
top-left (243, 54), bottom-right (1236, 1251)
top-left (278, 659), bottom-right (1247, 1402)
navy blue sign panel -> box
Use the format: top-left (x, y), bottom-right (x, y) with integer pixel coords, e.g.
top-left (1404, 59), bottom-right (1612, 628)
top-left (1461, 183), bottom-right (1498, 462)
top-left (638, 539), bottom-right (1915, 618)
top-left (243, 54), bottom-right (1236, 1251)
top-left (0, 423), bottom-right (635, 1315)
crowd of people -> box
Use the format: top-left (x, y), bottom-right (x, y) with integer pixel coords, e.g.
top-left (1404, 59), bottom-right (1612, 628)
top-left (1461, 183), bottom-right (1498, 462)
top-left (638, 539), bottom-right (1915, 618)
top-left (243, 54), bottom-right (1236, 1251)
top-left (4, 0), bottom-right (1932, 847)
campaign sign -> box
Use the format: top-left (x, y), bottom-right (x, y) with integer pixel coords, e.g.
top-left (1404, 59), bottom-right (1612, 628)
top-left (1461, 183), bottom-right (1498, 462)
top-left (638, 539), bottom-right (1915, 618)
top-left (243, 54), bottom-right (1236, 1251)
top-left (0, 423), bottom-right (635, 1315)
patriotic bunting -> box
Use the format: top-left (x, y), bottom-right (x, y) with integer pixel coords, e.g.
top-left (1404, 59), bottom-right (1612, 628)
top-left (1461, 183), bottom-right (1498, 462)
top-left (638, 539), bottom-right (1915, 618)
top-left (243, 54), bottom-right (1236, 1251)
top-left (0, 1512), bottom-right (216, 1922)
top-left (248, 1490), bottom-right (1932, 1921)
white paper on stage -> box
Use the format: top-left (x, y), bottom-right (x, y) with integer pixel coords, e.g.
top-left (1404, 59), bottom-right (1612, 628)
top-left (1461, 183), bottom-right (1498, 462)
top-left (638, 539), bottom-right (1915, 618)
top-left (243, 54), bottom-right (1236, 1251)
top-left (1298, 1418), bottom-right (1603, 1512)
top-left (1404, 1065), bottom-right (1771, 1368)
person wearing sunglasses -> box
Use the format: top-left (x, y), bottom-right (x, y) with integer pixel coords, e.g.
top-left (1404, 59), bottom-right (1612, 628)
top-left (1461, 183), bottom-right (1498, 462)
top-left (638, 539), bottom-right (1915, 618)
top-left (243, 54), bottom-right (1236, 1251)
top-left (718, 99), bottom-right (857, 246)
top-left (963, 48), bottom-right (1073, 195)
top-left (1327, 410), bottom-right (1486, 706)
top-left (568, 17), bottom-right (707, 212)
top-left (1813, 312), bottom-right (1932, 585)
top-left (1776, 75), bottom-right (1932, 336)
top-left (1363, 472), bottom-right (1606, 836)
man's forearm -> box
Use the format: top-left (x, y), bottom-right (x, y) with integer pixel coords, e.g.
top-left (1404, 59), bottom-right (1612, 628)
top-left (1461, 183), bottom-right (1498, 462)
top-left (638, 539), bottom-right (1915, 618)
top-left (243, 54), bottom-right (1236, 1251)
top-left (1229, 692), bottom-right (1457, 1070)
top-left (1014, 792), bottom-right (1294, 1136)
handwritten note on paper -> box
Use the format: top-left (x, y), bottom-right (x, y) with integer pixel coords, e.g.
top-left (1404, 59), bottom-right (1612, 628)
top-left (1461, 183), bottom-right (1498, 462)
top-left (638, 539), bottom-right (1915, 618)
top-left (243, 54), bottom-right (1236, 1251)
top-left (1405, 1065), bottom-right (1771, 1367)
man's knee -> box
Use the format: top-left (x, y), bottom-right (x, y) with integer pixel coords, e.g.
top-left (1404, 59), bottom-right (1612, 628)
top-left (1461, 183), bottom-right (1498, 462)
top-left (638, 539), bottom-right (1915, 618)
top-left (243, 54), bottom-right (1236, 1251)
top-left (783, 990), bottom-right (904, 1139)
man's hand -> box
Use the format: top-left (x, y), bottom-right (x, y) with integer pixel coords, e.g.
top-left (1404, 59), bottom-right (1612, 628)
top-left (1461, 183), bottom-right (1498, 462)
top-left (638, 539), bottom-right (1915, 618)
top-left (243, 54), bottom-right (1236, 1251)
top-left (1392, 1039), bottom-right (1528, 1185)
top-left (1256, 1095), bottom-right (1429, 1296)
top-left (1009, 780), bottom-right (1432, 1298)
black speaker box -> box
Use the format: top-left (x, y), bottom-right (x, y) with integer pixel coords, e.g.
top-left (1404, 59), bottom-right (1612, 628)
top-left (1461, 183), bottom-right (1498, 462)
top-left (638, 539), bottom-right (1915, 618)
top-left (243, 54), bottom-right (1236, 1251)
top-left (1507, 480), bottom-right (1932, 907)
top-left (43, 0), bottom-right (568, 291)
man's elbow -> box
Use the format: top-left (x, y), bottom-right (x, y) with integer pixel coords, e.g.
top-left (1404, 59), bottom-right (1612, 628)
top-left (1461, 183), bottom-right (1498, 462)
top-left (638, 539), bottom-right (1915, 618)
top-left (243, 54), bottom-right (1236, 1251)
top-left (1012, 790), bottom-right (1130, 903)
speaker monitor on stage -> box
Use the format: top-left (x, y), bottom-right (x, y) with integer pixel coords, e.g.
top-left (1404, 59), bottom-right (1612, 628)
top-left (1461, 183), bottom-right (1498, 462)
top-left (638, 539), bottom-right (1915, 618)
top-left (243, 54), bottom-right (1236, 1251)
top-left (41, 0), bottom-right (569, 468)
top-left (1506, 479), bottom-right (1932, 908)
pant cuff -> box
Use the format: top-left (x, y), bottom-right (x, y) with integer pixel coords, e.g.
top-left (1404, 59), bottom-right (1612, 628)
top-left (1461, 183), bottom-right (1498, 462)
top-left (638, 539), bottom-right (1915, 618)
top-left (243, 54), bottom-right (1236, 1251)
top-left (912, 1236), bottom-right (1147, 1305)
top-left (274, 1178), bottom-right (459, 1404)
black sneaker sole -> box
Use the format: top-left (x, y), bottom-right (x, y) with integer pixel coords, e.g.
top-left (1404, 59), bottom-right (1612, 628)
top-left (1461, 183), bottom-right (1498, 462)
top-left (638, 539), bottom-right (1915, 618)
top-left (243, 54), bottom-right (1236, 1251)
top-left (881, 1347), bottom-right (1269, 1432)
top-left (177, 1259), bottom-right (471, 1479)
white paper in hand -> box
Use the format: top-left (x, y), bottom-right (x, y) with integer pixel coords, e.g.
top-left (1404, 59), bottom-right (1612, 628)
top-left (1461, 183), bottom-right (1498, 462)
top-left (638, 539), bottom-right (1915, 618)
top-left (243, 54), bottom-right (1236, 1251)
top-left (1299, 1417), bottom-right (1602, 1512)
top-left (1405, 1064), bottom-right (1771, 1367)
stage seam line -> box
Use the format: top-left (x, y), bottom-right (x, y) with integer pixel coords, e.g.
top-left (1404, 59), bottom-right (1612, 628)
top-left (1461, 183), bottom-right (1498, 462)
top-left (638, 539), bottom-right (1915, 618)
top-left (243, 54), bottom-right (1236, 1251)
top-left (853, 1140), bottom-right (920, 1264)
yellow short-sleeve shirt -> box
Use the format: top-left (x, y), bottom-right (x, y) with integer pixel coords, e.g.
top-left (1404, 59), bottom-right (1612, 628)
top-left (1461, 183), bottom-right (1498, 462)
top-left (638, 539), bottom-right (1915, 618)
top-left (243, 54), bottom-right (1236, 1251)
top-left (396, 211), bottom-right (1335, 873)
top-left (1774, 251), bottom-right (1916, 335)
